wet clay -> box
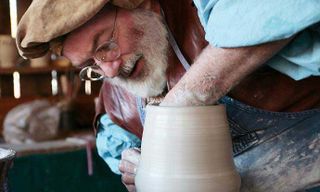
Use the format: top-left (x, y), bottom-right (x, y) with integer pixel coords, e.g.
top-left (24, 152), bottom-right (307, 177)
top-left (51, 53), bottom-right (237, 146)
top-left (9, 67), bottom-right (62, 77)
top-left (135, 105), bottom-right (241, 192)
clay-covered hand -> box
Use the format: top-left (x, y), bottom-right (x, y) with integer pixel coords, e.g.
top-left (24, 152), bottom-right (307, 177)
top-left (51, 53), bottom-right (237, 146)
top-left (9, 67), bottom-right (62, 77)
top-left (161, 40), bottom-right (292, 107)
top-left (119, 148), bottom-right (141, 192)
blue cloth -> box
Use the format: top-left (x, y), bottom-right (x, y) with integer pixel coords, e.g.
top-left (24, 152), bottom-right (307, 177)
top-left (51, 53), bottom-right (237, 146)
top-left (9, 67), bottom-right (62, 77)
top-left (219, 96), bottom-right (320, 191)
top-left (193, 0), bottom-right (320, 80)
top-left (96, 114), bottom-right (141, 175)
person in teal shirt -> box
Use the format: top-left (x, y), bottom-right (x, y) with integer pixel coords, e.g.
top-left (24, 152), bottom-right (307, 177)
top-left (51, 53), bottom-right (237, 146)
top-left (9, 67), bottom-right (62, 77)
top-left (96, 1), bottom-right (320, 191)
top-left (15, 0), bottom-right (320, 191)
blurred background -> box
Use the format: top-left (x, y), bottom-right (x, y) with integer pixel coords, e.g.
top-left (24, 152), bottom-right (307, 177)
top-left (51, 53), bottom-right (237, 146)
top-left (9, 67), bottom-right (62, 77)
top-left (0, 1), bottom-right (125, 191)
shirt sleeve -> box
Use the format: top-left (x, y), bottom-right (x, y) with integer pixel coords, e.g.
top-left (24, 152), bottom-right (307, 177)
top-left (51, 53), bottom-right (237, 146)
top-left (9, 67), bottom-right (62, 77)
top-left (96, 114), bottom-right (141, 175)
top-left (194, 0), bottom-right (320, 47)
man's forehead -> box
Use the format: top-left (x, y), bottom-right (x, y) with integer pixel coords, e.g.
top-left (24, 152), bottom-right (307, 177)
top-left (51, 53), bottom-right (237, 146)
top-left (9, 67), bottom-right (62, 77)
top-left (62, 31), bottom-right (100, 66)
top-left (62, 7), bottom-right (117, 65)
top-left (56, 7), bottom-right (113, 55)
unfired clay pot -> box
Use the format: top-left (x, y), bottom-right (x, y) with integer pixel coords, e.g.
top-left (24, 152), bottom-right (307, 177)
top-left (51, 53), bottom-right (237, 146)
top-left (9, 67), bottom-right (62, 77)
top-left (135, 105), bottom-right (240, 192)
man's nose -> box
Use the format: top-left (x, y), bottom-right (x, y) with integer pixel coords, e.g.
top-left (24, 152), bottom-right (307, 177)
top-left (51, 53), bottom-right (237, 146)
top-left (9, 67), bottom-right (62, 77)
top-left (95, 59), bottom-right (121, 78)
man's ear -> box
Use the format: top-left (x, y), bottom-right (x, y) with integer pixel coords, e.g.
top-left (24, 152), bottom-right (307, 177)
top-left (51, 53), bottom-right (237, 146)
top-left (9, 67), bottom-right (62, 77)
top-left (138, 0), bottom-right (160, 13)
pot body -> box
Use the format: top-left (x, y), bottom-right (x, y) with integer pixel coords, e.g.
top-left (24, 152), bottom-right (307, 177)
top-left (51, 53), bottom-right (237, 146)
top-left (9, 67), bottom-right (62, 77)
top-left (135, 105), bottom-right (240, 192)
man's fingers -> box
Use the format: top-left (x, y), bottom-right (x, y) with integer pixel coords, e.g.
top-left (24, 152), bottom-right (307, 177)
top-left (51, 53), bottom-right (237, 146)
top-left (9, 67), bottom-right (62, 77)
top-left (119, 160), bottom-right (137, 174)
top-left (119, 148), bottom-right (140, 191)
top-left (121, 172), bottom-right (135, 185)
top-left (121, 148), bottom-right (141, 165)
top-left (124, 184), bottom-right (136, 192)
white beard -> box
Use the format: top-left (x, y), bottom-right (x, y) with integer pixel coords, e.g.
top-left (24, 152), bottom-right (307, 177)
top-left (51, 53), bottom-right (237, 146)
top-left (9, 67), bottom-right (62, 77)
top-left (106, 9), bottom-right (168, 98)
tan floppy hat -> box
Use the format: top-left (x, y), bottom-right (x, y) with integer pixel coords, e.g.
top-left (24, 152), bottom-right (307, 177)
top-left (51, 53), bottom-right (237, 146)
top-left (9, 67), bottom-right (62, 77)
top-left (16, 0), bottom-right (144, 59)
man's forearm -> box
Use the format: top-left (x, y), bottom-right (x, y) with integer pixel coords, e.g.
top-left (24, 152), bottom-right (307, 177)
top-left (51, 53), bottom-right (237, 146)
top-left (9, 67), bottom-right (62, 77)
top-left (161, 39), bottom-right (292, 106)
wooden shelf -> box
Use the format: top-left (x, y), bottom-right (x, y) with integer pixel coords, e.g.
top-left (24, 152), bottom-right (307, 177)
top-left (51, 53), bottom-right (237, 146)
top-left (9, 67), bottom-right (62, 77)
top-left (0, 66), bottom-right (79, 75)
top-left (0, 64), bottom-right (101, 137)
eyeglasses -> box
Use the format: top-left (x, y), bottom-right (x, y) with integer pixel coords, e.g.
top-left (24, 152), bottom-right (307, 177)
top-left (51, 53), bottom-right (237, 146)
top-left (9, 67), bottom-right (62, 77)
top-left (79, 8), bottom-right (120, 81)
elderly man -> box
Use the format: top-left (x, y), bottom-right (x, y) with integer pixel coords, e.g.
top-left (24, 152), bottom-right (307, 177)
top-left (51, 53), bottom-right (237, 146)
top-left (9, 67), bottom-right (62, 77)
top-left (17, 0), bottom-right (320, 191)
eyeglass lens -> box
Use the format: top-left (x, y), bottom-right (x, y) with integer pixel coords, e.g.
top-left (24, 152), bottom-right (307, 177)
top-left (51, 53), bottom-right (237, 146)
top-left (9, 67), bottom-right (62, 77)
top-left (95, 41), bottom-right (120, 62)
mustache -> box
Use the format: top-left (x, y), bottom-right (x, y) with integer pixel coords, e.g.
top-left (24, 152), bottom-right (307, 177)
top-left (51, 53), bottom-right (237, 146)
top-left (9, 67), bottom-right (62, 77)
top-left (119, 53), bottom-right (143, 78)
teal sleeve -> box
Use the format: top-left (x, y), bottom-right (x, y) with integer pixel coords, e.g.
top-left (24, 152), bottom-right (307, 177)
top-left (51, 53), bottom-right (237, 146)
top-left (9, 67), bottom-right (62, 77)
top-left (267, 29), bottom-right (320, 80)
top-left (193, 0), bottom-right (320, 80)
top-left (194, 0), bottom-right (320, 47)
top-left (96, 114), bottom-right (141, 175)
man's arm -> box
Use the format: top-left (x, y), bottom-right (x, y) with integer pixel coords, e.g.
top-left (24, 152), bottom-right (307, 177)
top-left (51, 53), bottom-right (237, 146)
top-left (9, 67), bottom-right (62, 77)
top-left (161, 38), bottom-right (292, 106)
top-left (118, 38), bottom-right (293, 192)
